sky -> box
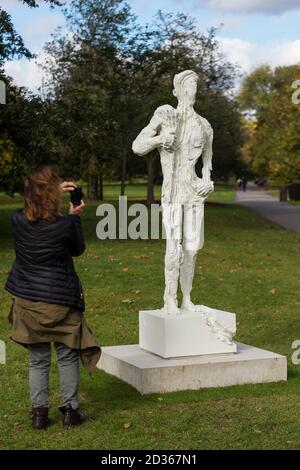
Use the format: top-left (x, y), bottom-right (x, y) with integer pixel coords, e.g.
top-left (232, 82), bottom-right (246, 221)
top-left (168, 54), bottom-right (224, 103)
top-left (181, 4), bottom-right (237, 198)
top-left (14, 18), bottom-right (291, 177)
top-left (3, 0), bottom-right (300, 92)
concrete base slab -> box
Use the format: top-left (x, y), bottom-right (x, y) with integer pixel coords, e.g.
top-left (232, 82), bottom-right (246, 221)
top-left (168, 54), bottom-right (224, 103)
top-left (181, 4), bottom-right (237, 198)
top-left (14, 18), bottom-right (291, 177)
top-left (97, 342), bottom-right (287, 395)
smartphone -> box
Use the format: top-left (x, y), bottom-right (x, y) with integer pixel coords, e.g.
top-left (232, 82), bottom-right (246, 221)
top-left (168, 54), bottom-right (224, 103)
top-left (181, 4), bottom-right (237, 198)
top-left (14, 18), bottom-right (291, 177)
top-left (70, 187), bottom-right (84, 206)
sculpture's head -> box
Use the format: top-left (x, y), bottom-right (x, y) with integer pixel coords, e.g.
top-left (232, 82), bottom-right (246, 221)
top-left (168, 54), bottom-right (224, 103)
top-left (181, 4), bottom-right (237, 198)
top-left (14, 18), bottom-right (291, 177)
top-left (173, 70), bottom-right (199, 106)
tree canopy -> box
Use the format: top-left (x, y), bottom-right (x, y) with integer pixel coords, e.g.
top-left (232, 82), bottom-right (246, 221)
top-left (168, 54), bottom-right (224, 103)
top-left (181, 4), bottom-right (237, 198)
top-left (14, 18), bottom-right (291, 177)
top-left (239, 64), bottom-right (300, 184)
top-left (0, 0), bottom-right (62, 62)
top-left (1, 0), bottom-right (245, 199)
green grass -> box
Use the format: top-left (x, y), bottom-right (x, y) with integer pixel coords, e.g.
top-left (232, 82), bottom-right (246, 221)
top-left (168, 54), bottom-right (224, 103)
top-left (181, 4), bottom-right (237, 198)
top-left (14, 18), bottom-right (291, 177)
top-left (0, 182), bottom-right (234, 206)
top-left (1, 183), bottom-right (300, 450)
top-left (268, 189), bottom-right (300, 206)
top-left (268, 190), bottom-right (279, 199)
top-left (69, 181), bottom-right (235, 203)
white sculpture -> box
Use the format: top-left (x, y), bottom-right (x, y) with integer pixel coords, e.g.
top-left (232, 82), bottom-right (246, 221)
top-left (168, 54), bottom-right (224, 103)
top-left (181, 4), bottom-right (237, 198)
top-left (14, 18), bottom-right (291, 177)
top-left (132, 70), bottom-right (214, 315)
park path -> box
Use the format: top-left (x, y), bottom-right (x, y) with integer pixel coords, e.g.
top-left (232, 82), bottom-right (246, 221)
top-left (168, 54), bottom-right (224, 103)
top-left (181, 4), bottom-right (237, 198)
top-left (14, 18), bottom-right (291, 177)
top-left (235, 188), bottom-right (300, 232)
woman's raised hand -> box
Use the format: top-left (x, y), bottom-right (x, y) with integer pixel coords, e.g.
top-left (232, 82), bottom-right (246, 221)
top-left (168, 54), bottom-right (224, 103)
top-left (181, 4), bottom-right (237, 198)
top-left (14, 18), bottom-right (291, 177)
top-left (60, 181), bottom-right (77, 192)
top-left (69, 200), bottom-right (85, 215)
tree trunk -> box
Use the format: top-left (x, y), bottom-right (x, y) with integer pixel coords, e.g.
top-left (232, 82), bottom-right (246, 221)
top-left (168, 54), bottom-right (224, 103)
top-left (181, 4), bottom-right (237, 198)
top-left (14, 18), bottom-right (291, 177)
top-left (89, 175), bottom-right (99, 200)
top-left (99, 174), bottom-right (103, 201)
top-left (280, 186), bottom-right (288, 202)
top-left (120, 148), bottom-right (127, 196)
top-left (147, 154), bottom-right (156, 205)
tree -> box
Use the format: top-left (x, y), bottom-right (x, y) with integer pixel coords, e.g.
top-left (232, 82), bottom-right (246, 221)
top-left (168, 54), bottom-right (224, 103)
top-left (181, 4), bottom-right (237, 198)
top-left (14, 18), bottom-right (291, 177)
top-left (1, 0), bottom-right (244, 198)
top-left (144, 12), bottom-right (243, 184)
top-left (43, 0), bottom-right (161, 200)
top-left (238, 64), bottom-right (300, 183)
top-left (0, 0), bottom-right (65, 194)
top-left (0, 0), bottom-right (62, 62)
top-left (0, 69), bottom-right (61, 194)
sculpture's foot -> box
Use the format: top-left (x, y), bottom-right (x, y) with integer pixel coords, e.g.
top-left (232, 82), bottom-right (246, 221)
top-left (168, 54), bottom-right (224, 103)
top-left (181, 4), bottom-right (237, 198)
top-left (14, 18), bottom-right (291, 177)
top-left (163, 298), bottom-right (181, 315)
top-left (181, 298), bottom-right (203, 313)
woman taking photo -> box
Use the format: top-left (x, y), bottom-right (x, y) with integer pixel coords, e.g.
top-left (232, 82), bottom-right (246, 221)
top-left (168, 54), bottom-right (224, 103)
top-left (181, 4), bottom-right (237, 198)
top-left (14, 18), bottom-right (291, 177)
top-left (5, 165), bottom-right (101, 430)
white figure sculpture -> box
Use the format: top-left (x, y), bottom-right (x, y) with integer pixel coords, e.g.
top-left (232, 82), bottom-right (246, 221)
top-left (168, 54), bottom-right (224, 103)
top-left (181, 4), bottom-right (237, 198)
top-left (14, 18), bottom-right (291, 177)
top-left (132, 70), bottom-right (214, 315)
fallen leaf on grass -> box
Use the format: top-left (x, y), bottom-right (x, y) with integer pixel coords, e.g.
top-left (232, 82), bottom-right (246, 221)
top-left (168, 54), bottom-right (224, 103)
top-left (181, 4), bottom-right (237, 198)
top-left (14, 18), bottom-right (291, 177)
top-left (122, 267), bottom-right (129, 272)
top-left (122, 299), bottom-right (135, 304)
top-left (269, 288), bottom-right (276, 295)
top-left (124, 422), bottom-right (131, 429)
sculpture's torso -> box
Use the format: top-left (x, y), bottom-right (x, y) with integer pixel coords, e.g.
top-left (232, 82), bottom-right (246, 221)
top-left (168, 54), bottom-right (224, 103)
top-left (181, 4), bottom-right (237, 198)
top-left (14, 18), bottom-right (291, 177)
top-left (159, 107), bottom-right (212, 205)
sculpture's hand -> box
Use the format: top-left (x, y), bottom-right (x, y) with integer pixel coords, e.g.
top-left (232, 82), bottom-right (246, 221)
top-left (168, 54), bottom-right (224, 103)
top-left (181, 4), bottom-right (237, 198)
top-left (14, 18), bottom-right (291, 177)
top-left (198, 180), bottom-right (214, 197)
top-left (160, 131), bottom-right (176, 151)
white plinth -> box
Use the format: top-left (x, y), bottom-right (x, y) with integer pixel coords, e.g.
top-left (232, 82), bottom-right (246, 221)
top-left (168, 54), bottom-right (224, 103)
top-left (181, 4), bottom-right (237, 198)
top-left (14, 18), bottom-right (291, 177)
top-left (139, 305), bottom-right (237, 358)
top-left (97, 343), bottom-right (287, 395)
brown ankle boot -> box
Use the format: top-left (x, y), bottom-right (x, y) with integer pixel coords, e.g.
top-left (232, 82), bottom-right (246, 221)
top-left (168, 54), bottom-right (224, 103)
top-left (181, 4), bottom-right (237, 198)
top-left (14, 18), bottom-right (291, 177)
top-left (32, 406), bottom-right (49, 430)
top-left (59, 405), bottom-right (85, 427)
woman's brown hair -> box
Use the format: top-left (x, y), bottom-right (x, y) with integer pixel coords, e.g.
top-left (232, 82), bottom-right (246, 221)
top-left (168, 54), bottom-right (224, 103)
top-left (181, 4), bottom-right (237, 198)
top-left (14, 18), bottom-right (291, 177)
top-left (23, 166), bottom-right (61, 222)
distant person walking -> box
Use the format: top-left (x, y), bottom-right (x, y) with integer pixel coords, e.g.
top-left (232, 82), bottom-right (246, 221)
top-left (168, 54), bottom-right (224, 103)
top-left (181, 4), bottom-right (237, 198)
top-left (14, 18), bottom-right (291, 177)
top-left (5, 166), bottom-right (101, 430)
top-left (236, 178), bottom-right (242, 190)
top-left (241, 177), bottom-right (248, 192)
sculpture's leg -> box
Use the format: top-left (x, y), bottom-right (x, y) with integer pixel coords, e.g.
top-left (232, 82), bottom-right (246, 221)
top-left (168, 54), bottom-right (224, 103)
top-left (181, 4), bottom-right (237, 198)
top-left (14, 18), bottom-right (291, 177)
top-left (163, 239), bottom-right (182, 314)
top-left (162, 203), bottom-right (183, 315)
top-left (180, 249), bottom-right (199, 311)
top-left (180, 203), bottom-right (204, 312)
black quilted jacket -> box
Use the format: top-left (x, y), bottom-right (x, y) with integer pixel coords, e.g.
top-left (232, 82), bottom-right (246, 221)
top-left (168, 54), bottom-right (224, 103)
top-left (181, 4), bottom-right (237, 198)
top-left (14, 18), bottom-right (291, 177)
top-left (5, 209), bottom-right (86, 311)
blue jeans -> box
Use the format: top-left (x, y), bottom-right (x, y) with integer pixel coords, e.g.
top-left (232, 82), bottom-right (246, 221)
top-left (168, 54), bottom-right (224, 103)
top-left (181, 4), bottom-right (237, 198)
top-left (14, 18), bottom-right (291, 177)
top-left (28, 342), bottom-right (79, 410)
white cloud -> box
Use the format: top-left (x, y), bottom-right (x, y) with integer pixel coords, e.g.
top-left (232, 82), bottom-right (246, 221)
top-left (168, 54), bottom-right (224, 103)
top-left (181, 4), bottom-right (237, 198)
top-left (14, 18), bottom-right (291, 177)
top-left (5, 38), bottom-right (300, 93)
top-left (23, 14), bottom-right (62, 40)
top-left (4, 54), bottom-right (48, 93)
top-left (0, 0), bottom-right (22, 8)
top-left (218, 37), bottom-right (254, 71)
top-left (203, 0), bottom-right (300, 15)
top-left (269, 40), bottom-right (300, 67)
top-left (219, 37), bottom-right (300, 73)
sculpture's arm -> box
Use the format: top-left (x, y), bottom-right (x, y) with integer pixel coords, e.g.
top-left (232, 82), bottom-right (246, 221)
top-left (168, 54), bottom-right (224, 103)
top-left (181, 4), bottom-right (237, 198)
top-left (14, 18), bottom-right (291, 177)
top-left (132, 110), bottom-right (176, 156)
top-left (202, 126), bottom-right (213, 182)
top-left (132, 125), bottom-right (163, 157)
